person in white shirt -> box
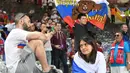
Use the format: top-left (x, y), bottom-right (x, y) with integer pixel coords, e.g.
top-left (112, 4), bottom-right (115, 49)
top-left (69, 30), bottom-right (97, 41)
top-left (4, 13), bottom-right (58, 73)
top-left (51, 11), bottom-right (60, 22)
top-left (72, 36), bottom-right (106, 73)
top-left (41, 23), bottom-right (54, 65)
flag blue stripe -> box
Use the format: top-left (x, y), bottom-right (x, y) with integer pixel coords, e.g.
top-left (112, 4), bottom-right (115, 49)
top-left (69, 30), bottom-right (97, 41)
top-left (56, 5), bottom-right (74, 18)
top-left (72, 61), bottom-right (87, 73)
top-left (88, 3), bottom-right (108, 16)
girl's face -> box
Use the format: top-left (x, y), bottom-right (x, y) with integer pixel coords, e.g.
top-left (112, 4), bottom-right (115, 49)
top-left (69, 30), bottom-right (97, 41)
top-left (80, 40), bottom-right (93, 56)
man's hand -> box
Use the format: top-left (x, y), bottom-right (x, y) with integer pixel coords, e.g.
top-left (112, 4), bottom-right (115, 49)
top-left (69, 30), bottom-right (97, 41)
top-left (55, 45), bottom-right (61, 49)
top-left (46, 31), bottom-right (55, 40)
top-left (71, 55), bottom-right (74, 59)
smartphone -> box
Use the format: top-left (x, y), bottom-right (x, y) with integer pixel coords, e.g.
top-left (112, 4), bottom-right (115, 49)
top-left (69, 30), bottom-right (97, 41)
top-left (51, 27), bottom-right (54, 32)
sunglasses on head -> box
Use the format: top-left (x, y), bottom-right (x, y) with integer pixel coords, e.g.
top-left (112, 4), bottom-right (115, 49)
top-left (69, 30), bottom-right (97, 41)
top-left (20, 14), bottom-right (26, 20)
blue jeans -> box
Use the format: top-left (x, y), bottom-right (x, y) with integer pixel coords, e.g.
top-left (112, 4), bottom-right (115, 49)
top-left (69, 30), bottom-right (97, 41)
top-left (46, 51), bottom-right (52, 65)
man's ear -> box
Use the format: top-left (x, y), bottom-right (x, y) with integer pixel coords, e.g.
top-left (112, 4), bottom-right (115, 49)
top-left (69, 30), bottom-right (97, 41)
top-left (19, 19), bottom-right (24, 24)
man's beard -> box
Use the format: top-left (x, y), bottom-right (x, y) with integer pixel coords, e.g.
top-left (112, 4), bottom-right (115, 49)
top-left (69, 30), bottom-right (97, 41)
top-left (23, 23), bottom-right (29, 31)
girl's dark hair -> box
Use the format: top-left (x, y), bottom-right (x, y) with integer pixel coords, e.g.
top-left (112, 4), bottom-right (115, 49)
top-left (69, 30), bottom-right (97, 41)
top-left (78, 36), bottom-right (97, 64)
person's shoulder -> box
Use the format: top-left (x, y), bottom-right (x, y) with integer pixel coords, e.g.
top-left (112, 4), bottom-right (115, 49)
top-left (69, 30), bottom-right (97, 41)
top-left (11, 29), bottom-right (28, 34)
top-left (97, 51), bottom-right (103, 55)
top-left (9, 28), bottom-right (18, 32)
top-left (97, 51), bottom-right (104, 58)
top-left (11, 28), bottom-right (21, 31)
top-left (73, 23), bottom-right (81, 28)
top-left (74, 23), bottom-right (80, 26)
top-left (74, 52), bottom-right (79, 58)
top-left (96, 52), bottom-right (105, 63)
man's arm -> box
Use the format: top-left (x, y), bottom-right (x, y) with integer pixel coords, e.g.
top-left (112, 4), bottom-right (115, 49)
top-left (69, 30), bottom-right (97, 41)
top-left (127, 53), bottom-right (130, 70)
top-left (26, 31), bottom-right (48, 43)
top-left (127, 53), bottom-right (130, 62)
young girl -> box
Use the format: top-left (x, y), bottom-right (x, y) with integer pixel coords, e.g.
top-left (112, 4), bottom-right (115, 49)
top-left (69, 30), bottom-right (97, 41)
top-left (72, 36), bottom-right (106, 73)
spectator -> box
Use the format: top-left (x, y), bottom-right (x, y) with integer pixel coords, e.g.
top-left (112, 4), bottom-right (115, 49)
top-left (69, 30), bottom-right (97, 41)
top-left (72, 36), bottom-right (106, 73)
top-left (0, 18), bottom-right (4, 26)
top-left (42, 0), bottom-right (47, 11)
top-left (0, 11), bottom-right (4, 25)
top-left (36, 20), bottom-right (41, 31)
top-left (108, 31), bottom-right (130, 73)
top-left (41, 13), bottom-right (49, 23)
top-left (29, 23), bottom-right (36, 31)
top-left (48, 0), bottom-right (54, 11)
top-left (110, 5), bottom-right (117, 23)
top-left (0, 29), bottom-right (7, 40)
top-left (121, 24), bottom-right (129, 41)
top-left (0, 33), bottom-right (4, 60)
top-left (41, 23), bottom-right (55, 65)
top-left (5, 22), bottom-right (15, 32)
top-left (51, 23), bottom-right (69, 73)
top-left (73, 13), bottom-right (94, 52)
top-left (51, 11), bottom-right (60, 22)
top-left (124, 7), bottom-right (130, 26)
top-left (4, 13), bottom-right (59, 73)
top-left (67, 39), bottom-right (75, 65)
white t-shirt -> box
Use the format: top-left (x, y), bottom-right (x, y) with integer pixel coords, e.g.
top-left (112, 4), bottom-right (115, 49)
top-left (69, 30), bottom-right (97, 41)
top-left (5, 28), bottom-right (28, 73)
top-left (44, 40), bottom-right (52, 51)
top-left (73, 51), bottom-right (106, 73)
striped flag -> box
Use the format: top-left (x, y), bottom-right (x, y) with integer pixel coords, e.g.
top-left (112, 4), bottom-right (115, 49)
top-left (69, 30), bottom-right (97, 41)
top-left (54, 0), bottom-right (109, 30)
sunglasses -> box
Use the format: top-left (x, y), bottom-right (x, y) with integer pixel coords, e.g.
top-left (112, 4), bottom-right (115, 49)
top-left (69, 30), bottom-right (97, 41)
top-left (115, 34), bottom-right (120, 37)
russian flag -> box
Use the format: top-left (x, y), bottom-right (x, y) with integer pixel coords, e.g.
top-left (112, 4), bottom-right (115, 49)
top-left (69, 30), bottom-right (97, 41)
top-left (55, 4), bottom-right (75, 28)
top-left (17, 44), bottom-right (26, 49)
top-left (54, 0), bottom-right (109, 30)
top-left (72, 61), bottom-right (87, 73)
top-left (72, 52), bottom-right (97, 73)
top-left (72, 52), bottom-right (106, 73)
